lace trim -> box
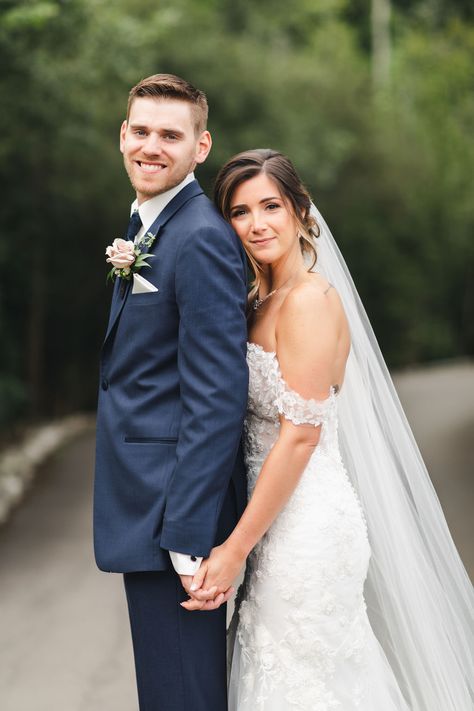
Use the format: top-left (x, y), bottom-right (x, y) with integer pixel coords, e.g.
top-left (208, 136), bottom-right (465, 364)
top-left (247, 342), bottom-right (337, 427)
top-left (275, 381), bottom-right (336, 427)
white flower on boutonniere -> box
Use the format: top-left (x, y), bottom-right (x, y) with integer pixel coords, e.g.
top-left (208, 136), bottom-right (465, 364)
top-left (105, 231), bottom-right (156, 283)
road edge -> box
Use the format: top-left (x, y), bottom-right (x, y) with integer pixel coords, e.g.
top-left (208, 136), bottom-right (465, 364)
top-left (0, 414), bottom-right (95, 525)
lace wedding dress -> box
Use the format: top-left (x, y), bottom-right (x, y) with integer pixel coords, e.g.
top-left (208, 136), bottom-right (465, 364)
top-left (228, 342), bottom-right (410, 711)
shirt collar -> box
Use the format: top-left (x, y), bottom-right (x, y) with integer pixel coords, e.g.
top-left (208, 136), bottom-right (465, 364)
top-left (130, 172), bottom-right (195, 231)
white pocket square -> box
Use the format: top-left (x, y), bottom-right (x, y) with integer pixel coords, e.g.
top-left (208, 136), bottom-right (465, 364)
top-left (132, 274), bottom-right (159, 294)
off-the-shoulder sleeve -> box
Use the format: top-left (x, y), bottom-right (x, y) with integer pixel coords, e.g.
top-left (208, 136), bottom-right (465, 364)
top-left (275, 374), bottom-right (336, 427)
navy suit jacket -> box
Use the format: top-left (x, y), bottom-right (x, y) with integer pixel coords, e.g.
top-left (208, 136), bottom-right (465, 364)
top-left (94, 180), bottom-right (249, 572)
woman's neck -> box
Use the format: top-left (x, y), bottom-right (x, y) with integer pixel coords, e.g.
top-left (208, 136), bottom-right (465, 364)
top-left (260, 251), bottom-right (307, 296)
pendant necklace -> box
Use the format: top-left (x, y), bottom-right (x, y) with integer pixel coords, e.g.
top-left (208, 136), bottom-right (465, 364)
top-left (252, 274), bottom-right (294, 311)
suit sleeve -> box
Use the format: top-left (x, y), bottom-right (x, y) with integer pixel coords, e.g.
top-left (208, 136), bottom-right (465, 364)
top-left (160, 221), bottom-right (248, 558)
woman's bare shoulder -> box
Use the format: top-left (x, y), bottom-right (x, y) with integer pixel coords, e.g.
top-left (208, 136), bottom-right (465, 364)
top-left (279, 275), bottom-right (340, 324)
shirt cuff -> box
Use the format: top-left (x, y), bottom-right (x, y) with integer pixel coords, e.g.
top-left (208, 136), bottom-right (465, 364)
top-left (169, 551), bottom-right (203, 576)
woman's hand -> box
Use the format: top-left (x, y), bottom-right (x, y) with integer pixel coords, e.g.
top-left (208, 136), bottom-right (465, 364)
top-left (180, 542), bottom-right (245, 611)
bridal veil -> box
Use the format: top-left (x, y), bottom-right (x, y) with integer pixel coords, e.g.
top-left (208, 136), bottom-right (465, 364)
top-left (311, 203), bottom-right (473, 710)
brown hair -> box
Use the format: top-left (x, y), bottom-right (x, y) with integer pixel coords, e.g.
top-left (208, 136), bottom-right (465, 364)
top-left (214, 149), bottom-right (319, 305)
top-left (127, 73), bottom-right (208, 134)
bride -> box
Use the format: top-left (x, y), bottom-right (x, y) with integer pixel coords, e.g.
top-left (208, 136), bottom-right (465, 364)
top-left (182, 149), bottom-right (473, 710)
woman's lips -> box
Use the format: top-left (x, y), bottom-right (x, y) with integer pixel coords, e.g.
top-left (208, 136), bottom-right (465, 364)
top-left (250, 237), bottom-right (276, 246)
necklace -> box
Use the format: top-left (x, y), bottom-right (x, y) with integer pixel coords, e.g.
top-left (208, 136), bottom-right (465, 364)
top-left (252, 275), bottom-right (294, 311)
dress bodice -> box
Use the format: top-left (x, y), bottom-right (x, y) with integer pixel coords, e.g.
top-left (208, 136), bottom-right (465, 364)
top-left (244, 342), bottom-right (340, 485)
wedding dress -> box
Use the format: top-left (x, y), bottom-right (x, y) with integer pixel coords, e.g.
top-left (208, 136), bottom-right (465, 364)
top-left (228, 342), bottom-right (410, 710)
top-left (228, 206), bottom-right (473, 710)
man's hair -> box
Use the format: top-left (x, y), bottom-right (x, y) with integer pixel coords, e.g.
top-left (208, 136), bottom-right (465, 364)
top-left (127, 73), bottom-right (208, 134)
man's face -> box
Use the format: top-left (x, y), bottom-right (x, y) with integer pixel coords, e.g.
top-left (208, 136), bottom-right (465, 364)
top-left (120, 97), bottom-right (211, 204)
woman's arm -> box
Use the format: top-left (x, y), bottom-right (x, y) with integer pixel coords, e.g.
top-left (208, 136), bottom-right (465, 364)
top-left (182, 283), bottom-right (343, 608)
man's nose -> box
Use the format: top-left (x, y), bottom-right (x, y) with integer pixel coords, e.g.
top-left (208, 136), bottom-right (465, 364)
top-left (142, 134), bottom-right (163, 155)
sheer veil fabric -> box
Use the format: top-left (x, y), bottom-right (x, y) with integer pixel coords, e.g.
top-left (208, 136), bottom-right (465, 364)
top-left (309, 204), bottom-right (473, 710)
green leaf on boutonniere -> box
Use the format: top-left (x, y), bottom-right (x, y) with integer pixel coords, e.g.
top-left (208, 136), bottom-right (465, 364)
top-left (134, 253), bottom-right (154, 268)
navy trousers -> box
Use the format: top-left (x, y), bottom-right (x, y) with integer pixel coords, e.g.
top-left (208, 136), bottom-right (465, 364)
top-left (124, 569), bottom-right (228, 711)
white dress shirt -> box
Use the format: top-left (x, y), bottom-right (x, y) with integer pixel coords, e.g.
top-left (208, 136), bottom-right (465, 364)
top-left (130, 172), bottom-right (203, 577)
top-left (131, 171), bottom-right (195, 236)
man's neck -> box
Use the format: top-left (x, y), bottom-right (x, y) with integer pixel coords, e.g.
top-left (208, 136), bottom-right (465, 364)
top-left (131, 173), bottom-right (195, 232)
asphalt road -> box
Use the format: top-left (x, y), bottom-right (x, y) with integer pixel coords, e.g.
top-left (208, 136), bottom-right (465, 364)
top-left (0, 362), bottom-right (472, 711)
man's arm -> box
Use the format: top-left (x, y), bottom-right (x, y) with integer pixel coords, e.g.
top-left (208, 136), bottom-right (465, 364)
top-left (160, 221), bottom-right (248, 559)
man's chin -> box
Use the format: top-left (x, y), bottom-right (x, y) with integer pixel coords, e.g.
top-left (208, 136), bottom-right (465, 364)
top-left (132, 176), bottom-right (185, 201)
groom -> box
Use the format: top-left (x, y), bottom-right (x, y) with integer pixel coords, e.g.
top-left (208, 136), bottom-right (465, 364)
top-left (94, 74), bottom-right (248, 710)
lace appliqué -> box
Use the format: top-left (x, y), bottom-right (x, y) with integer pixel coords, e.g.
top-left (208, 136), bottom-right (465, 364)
top-left (275, 377), bottom-right (337, 427)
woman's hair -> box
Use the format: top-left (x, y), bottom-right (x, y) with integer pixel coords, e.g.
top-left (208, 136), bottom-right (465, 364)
top-left (214, 149), bottom-right (319, 306)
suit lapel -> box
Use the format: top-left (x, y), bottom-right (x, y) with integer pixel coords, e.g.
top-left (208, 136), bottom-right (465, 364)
top-left (102, 180), bottom-right (204, 347)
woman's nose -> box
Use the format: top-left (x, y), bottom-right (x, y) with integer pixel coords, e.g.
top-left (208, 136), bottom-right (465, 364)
top-left (250, 213), bottom-right (267, 233)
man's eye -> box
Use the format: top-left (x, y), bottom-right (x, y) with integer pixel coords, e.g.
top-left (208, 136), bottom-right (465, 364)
top-left (135, 129), bottom-right (147, 136)
top-left (165, 134), bottom-right (178, 140)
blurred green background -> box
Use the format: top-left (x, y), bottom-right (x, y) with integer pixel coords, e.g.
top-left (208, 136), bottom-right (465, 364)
top-left (0, 0), bottom-right (473, 426)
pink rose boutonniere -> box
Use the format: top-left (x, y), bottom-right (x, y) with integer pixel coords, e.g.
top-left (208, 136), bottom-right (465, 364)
top-left (105, 231), bottom-right (156, 283)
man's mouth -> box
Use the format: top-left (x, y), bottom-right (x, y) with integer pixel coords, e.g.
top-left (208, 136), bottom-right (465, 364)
top-left (136, 161), bottom-right (167, 174)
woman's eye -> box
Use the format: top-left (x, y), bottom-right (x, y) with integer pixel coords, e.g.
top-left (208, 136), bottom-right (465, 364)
top-left (266, 203), bottom-right (279, 210)
top-left (231, 209), bottom-right (246, 218)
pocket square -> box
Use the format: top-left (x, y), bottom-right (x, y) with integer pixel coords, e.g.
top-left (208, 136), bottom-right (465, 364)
top-left (132, 274), bottom-right (159, 294)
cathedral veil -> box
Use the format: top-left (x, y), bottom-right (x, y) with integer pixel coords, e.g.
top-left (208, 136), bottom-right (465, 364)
top-left (311, 203), bottom-right (473, 710)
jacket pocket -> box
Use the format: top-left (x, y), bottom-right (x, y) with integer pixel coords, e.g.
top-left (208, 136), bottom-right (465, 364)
top-left (124, 436), bottom-right (178, 444)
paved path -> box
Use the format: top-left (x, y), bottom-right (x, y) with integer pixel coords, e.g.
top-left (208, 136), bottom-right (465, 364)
top-left (0, 363), bottom-right (472, 711)
top-left (0, 431), bottom-right (137, 711)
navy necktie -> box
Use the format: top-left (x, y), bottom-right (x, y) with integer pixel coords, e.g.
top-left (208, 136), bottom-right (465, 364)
top-left (126, 210), bottom-right (142, 241)
top-left (120, 210), bottom-right (142, 297)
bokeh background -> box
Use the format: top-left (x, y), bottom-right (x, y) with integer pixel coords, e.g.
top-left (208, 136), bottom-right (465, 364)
top-left (0, 1), bottom-right (473, 709)
top-left (1, 0), bottom-right (473, 425)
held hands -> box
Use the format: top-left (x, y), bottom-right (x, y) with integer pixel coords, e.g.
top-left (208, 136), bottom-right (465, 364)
top-left (178, 574), bottom-right (233, 611)
top-left (180, 542), bottom-right (245, 611)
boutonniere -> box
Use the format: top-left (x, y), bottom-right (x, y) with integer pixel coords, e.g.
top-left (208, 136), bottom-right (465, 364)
top-left (105, 232), bottom-right (156, 283)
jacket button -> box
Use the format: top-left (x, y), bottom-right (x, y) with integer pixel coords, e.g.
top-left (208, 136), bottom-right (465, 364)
top-left (101, 378), bottom-right (109, 391)
top-left (191, 556), bottom-right (197, 562)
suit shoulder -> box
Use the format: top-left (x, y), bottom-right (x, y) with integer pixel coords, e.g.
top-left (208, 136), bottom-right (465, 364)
top-left (178, 195), bottom-right (239, 250)
top-left (182, 192), bottom-right (232, 231)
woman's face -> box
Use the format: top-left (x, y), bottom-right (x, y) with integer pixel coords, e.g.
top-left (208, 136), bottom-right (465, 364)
top-left (229, 173), bottom-right (299, 266)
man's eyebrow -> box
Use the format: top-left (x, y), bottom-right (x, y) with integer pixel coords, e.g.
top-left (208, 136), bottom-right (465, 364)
top-left (128, 123), bottom-right (185, 136)
top-left (160, 127), bottom-right (186, 136)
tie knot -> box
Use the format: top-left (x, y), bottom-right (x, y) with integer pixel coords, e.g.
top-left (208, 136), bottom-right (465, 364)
top-left (126, 210), bottom-right (142, 241)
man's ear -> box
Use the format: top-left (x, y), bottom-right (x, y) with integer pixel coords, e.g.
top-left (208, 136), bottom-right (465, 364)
top-left (119, 120), bottom-right (127, 154)
top-left (195, 130), bottom-right (212, 165)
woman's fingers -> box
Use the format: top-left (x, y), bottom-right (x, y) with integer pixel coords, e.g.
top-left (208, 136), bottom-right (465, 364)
top-left (180, 597), bottom-right (205, 611)
top-left (190, 563), bottom-right (208, 592)
top-left (191, 585), bottom-right (218, 602)
top-left (181, 586), bottom-right (236, 612)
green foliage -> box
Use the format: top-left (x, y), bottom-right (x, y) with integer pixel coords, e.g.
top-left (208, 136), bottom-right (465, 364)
top-left (0, 0), bottom-right (472, 422)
